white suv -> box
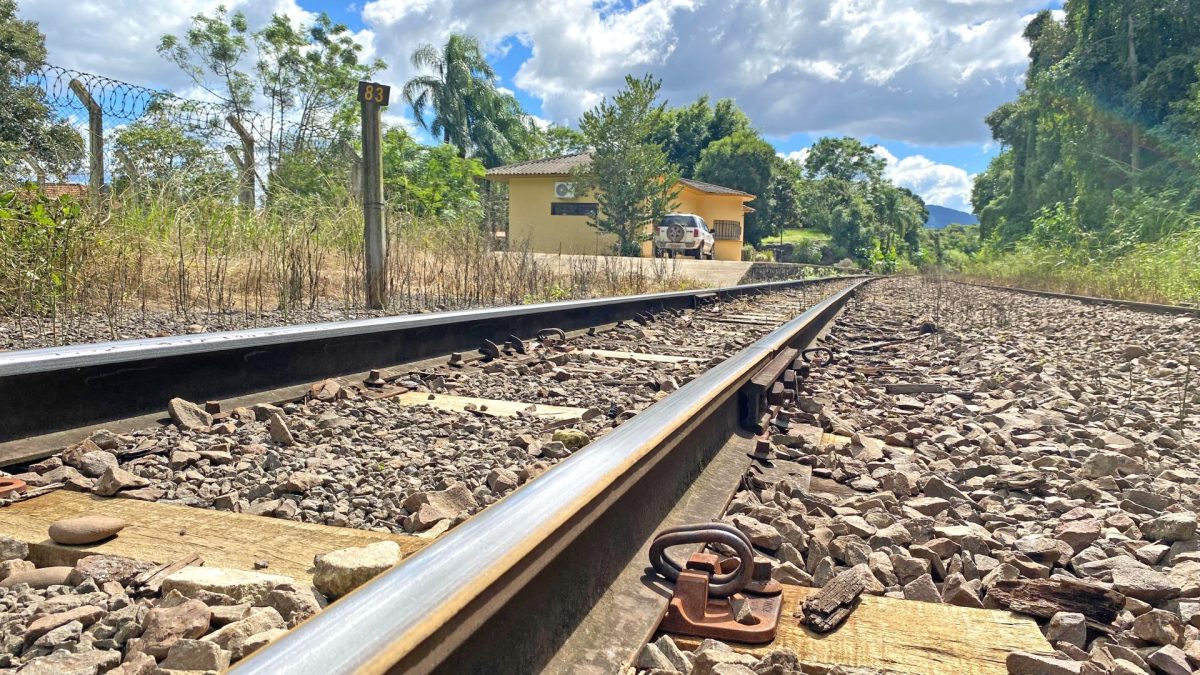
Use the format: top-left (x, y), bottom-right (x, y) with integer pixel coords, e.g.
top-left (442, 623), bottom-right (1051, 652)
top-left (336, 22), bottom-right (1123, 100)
top-left (653, 213), bottom-right (715, 260)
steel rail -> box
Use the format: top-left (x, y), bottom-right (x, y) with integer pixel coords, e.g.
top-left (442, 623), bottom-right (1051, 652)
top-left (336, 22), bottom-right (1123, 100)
top-left (955, 281), bottom-right (1200, 316)
top-left (232, 278), bottom-right (870, 675)
top-left (0, 277), bottom-right (863, 444)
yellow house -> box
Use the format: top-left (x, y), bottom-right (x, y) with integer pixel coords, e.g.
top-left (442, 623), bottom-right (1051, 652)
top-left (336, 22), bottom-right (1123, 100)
top-left (484, 152), bottom-right (754, 261)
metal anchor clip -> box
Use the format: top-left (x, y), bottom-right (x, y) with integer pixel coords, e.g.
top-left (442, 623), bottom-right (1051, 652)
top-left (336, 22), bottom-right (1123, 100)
top-left (649, 523), bottom-right (783, 644)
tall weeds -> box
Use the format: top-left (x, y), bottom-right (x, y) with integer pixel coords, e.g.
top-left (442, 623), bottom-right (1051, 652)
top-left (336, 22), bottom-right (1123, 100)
top-left (1, 183), bottom-right (704, 348)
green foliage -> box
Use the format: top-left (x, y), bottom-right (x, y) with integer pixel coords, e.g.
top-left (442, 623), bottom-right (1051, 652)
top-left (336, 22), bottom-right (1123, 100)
top-left (113, 119), bottom-right (233, 197)
top-left (0, 186), bottom-right (86, 311)
top-left (158, 5), bottom-right (254, 117)
top-left (531, 125), bottom-right (587, 158)
top-left (381, 128), bottom-right (484, 219)
top-left (694, 130), bottom-right (777, 245)
top-left (575, 74), bottom-right (679, 256)
top-left (787, 137), bottom-right (925, 265)
top-left (803, 137), bottom-right (885, 182)
top-left (402, 34), bottom-right (535, 167)
top-left (648, 96), bottom-right (751, 178)
top-left (0, 0), bottom-right (83, 182)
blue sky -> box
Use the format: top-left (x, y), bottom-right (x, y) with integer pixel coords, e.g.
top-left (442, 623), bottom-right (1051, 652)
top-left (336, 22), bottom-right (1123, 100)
top-left (19, 0), bottom-right (1063, 211)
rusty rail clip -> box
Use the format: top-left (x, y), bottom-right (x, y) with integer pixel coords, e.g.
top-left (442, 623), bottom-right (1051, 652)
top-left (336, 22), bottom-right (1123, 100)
top-left (537, 328), bottom-right (567, 344)
top-left (649, 523), bottom-right (782, 644)
top-left (801, 347), bottom-right (834, 366)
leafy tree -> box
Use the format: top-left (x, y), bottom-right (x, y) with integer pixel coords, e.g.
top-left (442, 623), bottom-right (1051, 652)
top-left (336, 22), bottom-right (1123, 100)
top-left (694, 129), bottom-right (777, 245)
top-left (112, 119), bottom-right (231, 196)
top-left (0, 0), bottom-right (82, 183)
top-left (708, 98), bottom-right (752, 144)
top-left (381, 127), bottom-right (483, 218)
top-left (402, 34), bottom-right (533, 167)
top-left (532, 124), bottom-right (587, 158)
top-left (574, 75), bottom-right (679, 256)
top-left (972, 2), bottom-right (1200, 256)
top-left (158, 5), bottom-right (254, 119)
top-left (803, 137), bottom-right (885, 182)
top-left (764, 157), bottom-right (804, 241)
top-left (649, 96), bottom-right (752, 178)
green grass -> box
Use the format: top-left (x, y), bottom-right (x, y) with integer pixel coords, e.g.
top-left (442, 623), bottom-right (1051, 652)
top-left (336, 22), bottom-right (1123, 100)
top-left (772, 228), bottom-right (832, 247)
top-left (960, 229), bottom-right (1200, 306)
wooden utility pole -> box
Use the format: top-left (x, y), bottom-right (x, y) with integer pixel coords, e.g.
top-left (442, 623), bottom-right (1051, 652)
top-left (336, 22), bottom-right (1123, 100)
top-left (68, 79), bottom-right (102, 211)
top-left (226, 114), bottom-right (255, 210)
top-left (358, 80), bottom-right (390, 310)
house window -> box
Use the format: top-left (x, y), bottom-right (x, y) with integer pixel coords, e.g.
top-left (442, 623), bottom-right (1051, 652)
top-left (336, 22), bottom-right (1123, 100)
top-left (551, 202), bottom-right (598, 217)
top-left (713, 220), bottom-right (741, 240)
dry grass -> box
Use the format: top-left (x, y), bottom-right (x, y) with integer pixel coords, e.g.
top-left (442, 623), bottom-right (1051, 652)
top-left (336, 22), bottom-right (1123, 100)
top-left (0, 186), bottom-right (701, 347)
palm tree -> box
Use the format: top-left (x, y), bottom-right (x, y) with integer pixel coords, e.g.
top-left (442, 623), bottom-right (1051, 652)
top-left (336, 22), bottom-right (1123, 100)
top-left (402, 34), bottom-right (533, 167)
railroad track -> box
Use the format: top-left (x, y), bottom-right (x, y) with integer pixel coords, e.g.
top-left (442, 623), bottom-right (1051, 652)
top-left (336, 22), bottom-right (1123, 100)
top-left (0, 276), bottom-right (864, 673)
top-left (7, 277), bottom-right (1192, 675)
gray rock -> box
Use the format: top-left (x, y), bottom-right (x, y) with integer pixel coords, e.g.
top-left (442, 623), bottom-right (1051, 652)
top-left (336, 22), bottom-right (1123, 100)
top-left (168, 397), bottom-right (212, 431)
top-left (1005, 651), bottom-right (1082, 675)
top-left (0, 535), bottom-right (28, 561)
top-left (1132, 608), bottom-right (1184, 646)
top-left (92, 466), bottom-right (150, 496)
top-left (202, 606), bottom-right (286, 659)
top-left (1046, 612), bottom-right (1086, 649)
top-left (160, 638), bottom-right (231, 671)
top-left (313, 541), bottom-right (401, 599)
top-left (403, 483), bottom-right (478, 531)
top-left (77, 450), bottom-right (118, 478)
top-left (1112, 565), bottom-right (1181, 604)
top-left (162, 566), bottom-right (293, 605)
top-left (1146, 644), bottom-right (1191, 675)
top-left (1143, 512), bottom-right (1198, 542)
top-left (15, 650), bottom-right (121, 675)
top-left (268, 412), bottom-right (295, 446)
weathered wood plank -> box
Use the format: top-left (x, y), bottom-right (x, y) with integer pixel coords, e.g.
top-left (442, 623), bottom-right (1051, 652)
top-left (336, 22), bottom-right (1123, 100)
top-left (669, 584), bottom-right (1051, 675)
top-left (393, 392), bottom-right (596, 422)
top-left (0, 490), bottom-right (425, 582)
top-left (578, 349), bottom-right (704, 364)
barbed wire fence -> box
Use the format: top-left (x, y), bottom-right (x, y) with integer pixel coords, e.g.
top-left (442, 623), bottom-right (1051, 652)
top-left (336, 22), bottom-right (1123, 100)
top-left (22, 64), bottom-right (361, 208)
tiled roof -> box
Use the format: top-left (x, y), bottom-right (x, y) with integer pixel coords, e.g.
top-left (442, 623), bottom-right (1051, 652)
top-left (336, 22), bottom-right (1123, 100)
top-left (679, 177), bottom-right (754, 198)
top-left (486, 154), bottom-right (754, 200)
top-left (40, 183), bottom-right (88, 199)
top-left (485, 152), bottom-right (592, 176)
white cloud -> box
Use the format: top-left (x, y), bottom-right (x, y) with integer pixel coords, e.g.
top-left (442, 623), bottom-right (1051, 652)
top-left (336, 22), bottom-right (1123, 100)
top-left (18, 0), bottom-right (1051, 147)
top-left (874, 147), bottom-right (975, 211)
top-left (779, 148), bottom-right (810, 166)
top-left (358, 0), bottom-right (1046, 145)
top-left (19, 0), bottom-right (316, 90)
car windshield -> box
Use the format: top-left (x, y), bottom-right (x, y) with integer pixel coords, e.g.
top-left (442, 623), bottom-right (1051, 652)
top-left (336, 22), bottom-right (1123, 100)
top-left (659, 215), bottom-right (691, 227)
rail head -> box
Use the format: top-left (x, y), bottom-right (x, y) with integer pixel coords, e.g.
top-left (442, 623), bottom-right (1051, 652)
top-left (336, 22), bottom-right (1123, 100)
top-left (231, 278), bottom-right (870, 675)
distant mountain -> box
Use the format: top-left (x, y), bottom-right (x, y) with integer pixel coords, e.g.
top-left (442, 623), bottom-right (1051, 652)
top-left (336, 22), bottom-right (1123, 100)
top-left (925, 205), bottom-right (979, 229)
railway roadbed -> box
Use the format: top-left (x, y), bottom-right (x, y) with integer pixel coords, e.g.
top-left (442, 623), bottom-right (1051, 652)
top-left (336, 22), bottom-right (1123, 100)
top-left (0, 279), bottom-right (851, 673)
top-left (1, 276), bottom-right (1198, 674)
top-left (635, 278), bottom-right (1200, 674)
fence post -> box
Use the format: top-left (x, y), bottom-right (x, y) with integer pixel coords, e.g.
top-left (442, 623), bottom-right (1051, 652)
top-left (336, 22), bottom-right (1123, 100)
top-left (24, 154), bottom-right (45, 187)
top-left (358, 81), bottom-right (390, 310)
top-left (67, 79), bottom-right (102, 211)
top-left (226, 114), bottom-right (255, 210)
top-left (115, 150), bottom-right (137, 190)
top-left (339, 141), bottom-right (363, 201)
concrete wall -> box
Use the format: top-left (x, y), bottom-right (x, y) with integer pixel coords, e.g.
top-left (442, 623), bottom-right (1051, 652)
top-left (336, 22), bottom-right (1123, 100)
top-left (507, 177), bottom-right (617, 255)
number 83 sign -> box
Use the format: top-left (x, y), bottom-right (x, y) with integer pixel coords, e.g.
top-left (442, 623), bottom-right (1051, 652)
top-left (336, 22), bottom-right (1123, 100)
top-left (357, 81), bottom-right (391, 106)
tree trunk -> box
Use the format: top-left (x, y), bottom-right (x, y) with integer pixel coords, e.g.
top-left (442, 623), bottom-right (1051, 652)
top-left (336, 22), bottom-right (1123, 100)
top-left (1128, 13), bottom-right (1141, 185)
